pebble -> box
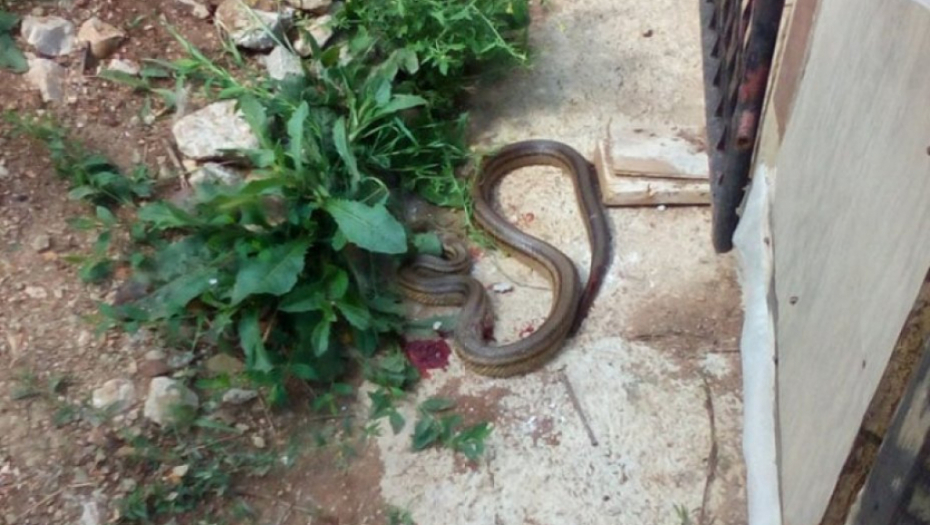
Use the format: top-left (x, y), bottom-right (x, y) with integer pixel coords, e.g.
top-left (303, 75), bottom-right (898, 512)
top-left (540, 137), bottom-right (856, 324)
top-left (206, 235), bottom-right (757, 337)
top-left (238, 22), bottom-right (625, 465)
top-left (31, 234), bottom-right (51, 252)
top-left (205, 353), bottom-right (245, 375)
top-left (138, 359), bottom-right (170, 377)
top-left (77, 17), bottom-right (126, 59)
top-left (251, 435), bottom-right (266, 449)
top-left (21, 16), bottom-right (76, 56)
top-left (222, 388), bottom-right (259, 405)
top-left (143, 377), bottom-right (199, 426)
top-left (171, 100), bottom-right (259, 160)
top-left (144, 349), bottom-right (167, 361)
top-left (25, 57), bottom-right (66, 103)
top-left (284, 0), bottom-right (330, 10)
top-left (262, 45), bottom-right (304, 81)
top-left (294, 14), bottom-right (333, 57)
top-left (25, 286), bottom-right (48, 299)
top-left (491, 282), bottom-right (514, 294)
top-left (214, 0), bottom-right (292, 50)
top-left (91, 378), bottom-right (137, 413)
top-left (168, 351), bottom-right (195, 369)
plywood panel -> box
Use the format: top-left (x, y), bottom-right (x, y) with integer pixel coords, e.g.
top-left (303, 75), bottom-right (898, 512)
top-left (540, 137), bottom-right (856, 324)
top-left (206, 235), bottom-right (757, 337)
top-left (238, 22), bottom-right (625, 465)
top-left (771, 0), bottom-right (930, 523)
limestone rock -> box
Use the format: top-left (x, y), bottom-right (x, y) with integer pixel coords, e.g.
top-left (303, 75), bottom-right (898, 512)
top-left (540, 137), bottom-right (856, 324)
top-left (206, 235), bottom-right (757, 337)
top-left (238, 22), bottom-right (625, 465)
top-left (284, 0), bottom-right (330, 11)
top-left (21, 16), bottom-right (75, 57)
top-left (25, 57), bottom-right (66, 102)
top-left (262, 45), bottom-right (303, 81)
top-left (77, 17), bottom-right (126, 59)
top-left (205, 353), bottom-right (245, 375)
top-left (103, 58), bottom-right (140, 76)
top-left (92, 378), bottom-right (137, 413)
top-left (222, 388), bottom-right (258, 405)
top-left (171, 100), bottom-right (259, 160)
top-left (143, 377), bottom-right (199, 426)
top-left (215, 0), bottom-right (292, 50)
top-left (294, 14), bottom-right (333, 57)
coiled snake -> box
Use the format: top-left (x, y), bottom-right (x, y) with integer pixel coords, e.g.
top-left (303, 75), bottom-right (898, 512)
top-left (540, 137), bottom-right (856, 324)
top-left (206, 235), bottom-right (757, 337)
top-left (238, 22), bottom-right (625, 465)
top-left (398, 140), bottom-right (612, 377)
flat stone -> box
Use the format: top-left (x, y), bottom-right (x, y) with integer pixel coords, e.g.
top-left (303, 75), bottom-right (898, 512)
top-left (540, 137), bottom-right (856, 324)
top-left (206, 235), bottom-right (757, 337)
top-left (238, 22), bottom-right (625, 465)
top-left (175, 0), bottom-right (211, 19)
top-left (31, 234), bottom-right (51, 252)
top-left (102, 58), bottom-right (140, 76)
top-left (21, 16), bottom-right (75, 57)
top-left (215, 0), bottom-right (292, 50)
top-left (143, 377), bottom-right (199, 426)
top-left (188, 162), bottom-right (244, 187)
top-left (262, 45), bottom-right (303, 81)
top-left (91, 378), bottom-right (137, 413)
top-left (294, 14), bottom-right (333, 57)
top-left (24, 285), bottom-right (47, 299)
top-left (137, 359), bottom-right (170, 378)
top-left (284, 0), bottom-right (329, 11)
top-left (222, 388), bottom-right (259, 405)
top-left (205, 353), bottom-right (245, 376)
top-left (171, 100), bottom-right (259, 160)
top-left (25, 57), bottom-right (66, 103)
top-left (77, 17), bottom-right (126, 59)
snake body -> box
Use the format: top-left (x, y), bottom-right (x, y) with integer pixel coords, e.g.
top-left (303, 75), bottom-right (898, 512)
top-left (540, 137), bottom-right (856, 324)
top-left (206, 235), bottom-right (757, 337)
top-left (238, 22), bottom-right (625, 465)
top-left (398, 140), bottom-right (611, 377)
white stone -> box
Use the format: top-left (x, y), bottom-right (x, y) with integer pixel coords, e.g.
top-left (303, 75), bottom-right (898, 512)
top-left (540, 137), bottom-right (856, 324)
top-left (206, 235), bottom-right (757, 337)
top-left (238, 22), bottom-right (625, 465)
top-left (188, 162), bottom-right (243, 187)
top-left (103, 58), bottom-right (140, 76)
top-left (92, 378), bottom-right (137, 413)
top-left (143, 377), bottom-right (199, 426)
top-left (284, 0), bottom-right (329, 11)
top-left (171, 100), bottom-right (259, 160)
top-left (24, 286), bottom-right (47, 299)
top-left (21, 16), bottom-right (75, 57)
top-left (214, 0), bottom-right (292, 50)
top-left (77, 17), bottom-right (126, 59)
top-left (262, 46), bottom-right (303, 81)
top-left (294, 14), bottom-right (333, 57)
top-left (175, 0), bottom-right (211, 19)
top-left (25, 57), bottom-right (66, 103)
top-left (31, 234), bottom-right (51, 252)
top-left (222, 388), bottom-right (259, 405)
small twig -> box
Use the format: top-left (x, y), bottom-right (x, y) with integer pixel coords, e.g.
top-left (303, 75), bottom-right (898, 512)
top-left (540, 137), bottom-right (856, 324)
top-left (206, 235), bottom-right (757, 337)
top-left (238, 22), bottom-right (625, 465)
top-left (559, 369), bottom-right (598, 446)
top-left (259, 396), bottom-right (279, 443)
top-left (234, 489), bottom-right (322, 517)
top-left (160, 137), bottom-right (190, 189)
top-left (699, 375), bottom-right (719, 525)
top-left (15, 489), bottom-right (61, 522)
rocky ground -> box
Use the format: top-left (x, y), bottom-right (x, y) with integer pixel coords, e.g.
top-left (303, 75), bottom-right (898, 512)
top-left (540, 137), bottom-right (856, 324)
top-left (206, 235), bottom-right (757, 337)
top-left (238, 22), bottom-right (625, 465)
top-left (0, 1), bottom-right (398, 524)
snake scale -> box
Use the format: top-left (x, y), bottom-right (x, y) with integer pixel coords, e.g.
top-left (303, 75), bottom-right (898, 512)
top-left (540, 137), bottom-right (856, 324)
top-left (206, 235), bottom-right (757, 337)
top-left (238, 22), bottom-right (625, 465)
top-left (398, 140), bottom-right (612, 377)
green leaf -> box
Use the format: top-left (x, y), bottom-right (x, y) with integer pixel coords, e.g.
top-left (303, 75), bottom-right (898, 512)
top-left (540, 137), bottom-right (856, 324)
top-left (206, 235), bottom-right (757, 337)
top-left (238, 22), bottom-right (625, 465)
top-left (332, 117), bottom-right (360, 188)
top-left (389, 410), bottom-right (406, 434)
top-left (96, 206), bottom-right (117, 226)
top-left (413, 232), bottom-right (443, 256)
top-left (238, 96), bottom-right (268, 144)
top-left (138, 202), bottom-right (201, 229)
top-left (279, 284), bottom-right (324, 313)
top-left (376, 94), bottom-right (427, 118)
top-left (323, 199), bottom-right (407, 254)
top-left (0, 34), bottom-right (27, 73)
top-left (0, 11), bottom-right (19, 32)
top-left (142, 267), bottom-right (218, 319)
top-left (238, 309), bottom-right (274, 373)
top-left (336, 293), bottom-right (370, 330)
top-left (290, 363), bottom-right (319, 381)
top-left (332, 383), bottom-right (354, 396)
top-left (325, 265), bottom-right (349, 299)
top-left (311, 317), bottom-right (331, 356)
top-left (412, 416), bottom-right (441, 451)
top-left (231, 240), bottom-right (311, 304)
top-left (419, 397), bottom-right (456, 414)
top-left (287, 101), bottom-right (309, 172)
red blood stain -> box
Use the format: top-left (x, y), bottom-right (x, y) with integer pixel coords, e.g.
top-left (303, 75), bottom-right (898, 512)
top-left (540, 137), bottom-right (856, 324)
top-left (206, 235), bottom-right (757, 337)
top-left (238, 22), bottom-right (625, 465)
top-left (404, 339), bottom-right (451, 378)
top-left (468, 246), bottom-right (484, 260)
top-left (519, 212), bottom-right (535, 226)
top-left (518, 323), bottom-right (537, 338)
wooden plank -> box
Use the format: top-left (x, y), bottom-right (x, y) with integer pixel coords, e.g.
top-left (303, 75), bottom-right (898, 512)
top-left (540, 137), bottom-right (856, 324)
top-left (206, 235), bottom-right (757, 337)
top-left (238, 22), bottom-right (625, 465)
top-left (593, 140), bottom-right (711, 207)
top-left (770, 0), bottom-right (930, 523)
top-left (848, 337), bottom-right (930, 525)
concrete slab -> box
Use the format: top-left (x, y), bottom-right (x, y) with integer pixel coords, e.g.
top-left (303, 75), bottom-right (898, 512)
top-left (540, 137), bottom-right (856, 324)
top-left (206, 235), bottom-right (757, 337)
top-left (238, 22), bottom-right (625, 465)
top-left (364, 0), bottom-right (746, 523)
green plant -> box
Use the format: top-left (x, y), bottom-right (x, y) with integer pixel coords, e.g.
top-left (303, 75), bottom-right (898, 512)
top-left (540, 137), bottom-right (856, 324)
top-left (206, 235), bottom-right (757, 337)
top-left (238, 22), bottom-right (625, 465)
top-left (0, 10), bottom-right (26, 73)
top-left (6, 114), bottom-right (153, 206)
top-left (387, 505), bottom-right (416, 525)
top-left (98, 3), bottom-right (529, 406)
top-left (674, 504), bottom-right (694, 525)
top-left (411, 397), bottom-right (493, 460)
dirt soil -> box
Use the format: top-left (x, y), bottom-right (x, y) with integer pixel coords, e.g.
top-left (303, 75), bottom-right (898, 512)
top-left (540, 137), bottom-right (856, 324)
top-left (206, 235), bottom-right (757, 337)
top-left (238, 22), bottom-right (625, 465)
top-left (0, 1), bottom-right (392, 524)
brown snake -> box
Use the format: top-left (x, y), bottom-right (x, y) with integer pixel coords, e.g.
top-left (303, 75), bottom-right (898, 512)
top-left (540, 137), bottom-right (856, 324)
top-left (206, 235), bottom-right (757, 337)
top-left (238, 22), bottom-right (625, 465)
top-left (398, 140), bottom-right (612, 377)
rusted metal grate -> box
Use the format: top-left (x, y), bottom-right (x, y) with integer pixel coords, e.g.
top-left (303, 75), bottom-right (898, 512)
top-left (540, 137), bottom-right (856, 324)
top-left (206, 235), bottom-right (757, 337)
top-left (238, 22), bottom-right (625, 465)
top-left (698, 0), bottom-right (785, 252)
